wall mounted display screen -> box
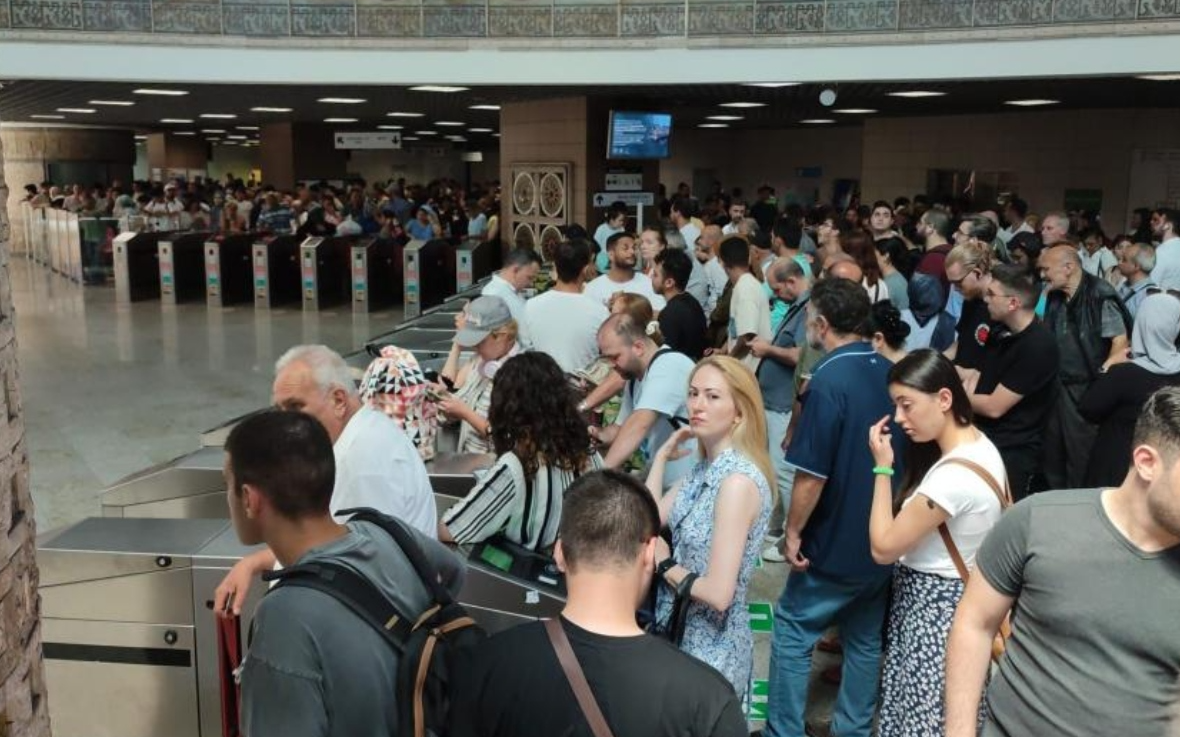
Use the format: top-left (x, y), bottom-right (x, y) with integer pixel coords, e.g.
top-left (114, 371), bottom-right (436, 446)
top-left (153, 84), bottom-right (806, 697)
top-left (607, 111), bottom-right (672, 160)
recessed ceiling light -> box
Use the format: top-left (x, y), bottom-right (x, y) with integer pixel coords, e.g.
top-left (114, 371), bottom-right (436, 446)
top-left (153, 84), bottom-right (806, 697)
top-left (31, 114), bottom-right (65, 120)
top-left (707, 115), bottom-right (743, 121)
top-left (493, 133), bottom-right (501, 137)
top-left (251, 107), bottom-right (293, 112)
top-left (134, 135), bottom-right (147, 140)
top-left (1136, 74), bottom-right (1180, 81)
top-left (800, 119), bottom-right (836, 124)
top-left (227, 134), bottom-right (248, 140)
top-left (200, 113), bottom-right (237, 119)
top-left (436, 121), bottom-right (464, 127)
top-left (410, 85), bottom-right (469, 93)
top-left (89, 100), bottom-right (134, 106)
top-left (57, 108), bottom-right (96, 114)
top-left (699, 123), bottom-right (729, 128)
top-left (403, 136), bottom-right (420, 141)
top-left (324, 118), bottom-right (358, 123)
top-left (222, 141), bottom-right (238, 146)
top-left (833, 108), bottom-right (878, 114)
top-left (469, 128), bottom-right (493, 133)
top-left (201, 129), bottom-right (226, 133)
top-left (236, 126), bottom-right (259, 131)
top-left (888, 91), bottom-right (946, 98)
top-left (387, 112), bottom-right (425, 118)
top-left (742, 82), bottom-right (800, 88)
top-left (160, 118), bottom-right (194, 123)
top-left (447, 136), bottom-right (467, 141)
top-left (134, 88), bottom-right (188, 96)
top-left (317, 97), bottom-right (366, 104)
top-left (173, 131), bottom-right (196, 136)
top-left (415, 130), bottom-right (439, 135)
top-left (1004, 99), bottom-right (1059, 107)
top-left (378, 125), bottom-right (403, 130)
top-left (469, 104), bottom-right (501, 111)
top-left (719, 102), bottom-right (766, 108)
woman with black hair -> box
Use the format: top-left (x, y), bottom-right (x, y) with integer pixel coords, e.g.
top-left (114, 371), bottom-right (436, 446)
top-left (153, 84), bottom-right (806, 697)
top-left (866, 350), bottom-right (1009, 736)
top-left (867, 300), bottom-right (911, 364)
top-left (439, 351), bottom-right (602, 550)
top-left (875, 236), bottom-right (913, 310)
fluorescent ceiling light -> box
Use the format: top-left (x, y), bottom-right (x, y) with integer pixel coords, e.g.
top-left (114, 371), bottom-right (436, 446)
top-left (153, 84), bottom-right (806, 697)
top-left (1004, 99), bottom-right (1059, 107)
top-left (403, 136), bottom-right (420, 141)
top-left (493, 133), bottom-right (501, 137)
top-left (388, 112), bottom-right (424, 118)
top-left (410, 85), bottom-right (469, 93)
top-left (252, 107), bottom-right (292, 112)
top-left (236, 126), bottom-right (259, 131)
top-left (89, 100), bottom-right (134, 106)
top-left (201, 129), bottom-right (226, 133)
top-left (317, 97), bottom-right (366, 104)
top-left (699, 123), bottom-right (729, 128)
top-left (469, 128), bottom-right (493, 133)
top-left (888, 91), bottom-right (946, 98)
top-left (1136, 74), bottom-right (1180, 81)
top-left (378, 125), bottom-right (403, 130)
top-left (134, 135), bottom-right (147, 139)
top-left (707, 115), bottom-right (743, 121)
top-left (415, 130), bottom-right (439, 135)
top-left (227, 135), bottom-right (248, 140)
top-left (206, 138), bottom-right (222, 141)
top-left (134, 88), bottom-right (188, 96)
top-left (833, 108), bottom-right (878, 114)
top-left (200, 113), bottom-right (237, 119)
top-left (742, 82), bottom-right (800, 88)
top-left (719, 102), bottom-right (766, 108)
top-left (172, 131), bottom-right (196, 136)
top-left (31, 114), bottom-right (65, 120)
top-left (469, 104), bottom-right (501, 111)
top-left (436, 121), bottom-right (464, 127)
top-left (447, 136), bottom-right (467, 142)
top-left (324, 118), bottom-right (358, 123)
top-left (800, 119), bottom-right (836, 124)
top-left (57, 108), bottom-right (96, 114)
top-left (160, 118), bottom-right (193, 123)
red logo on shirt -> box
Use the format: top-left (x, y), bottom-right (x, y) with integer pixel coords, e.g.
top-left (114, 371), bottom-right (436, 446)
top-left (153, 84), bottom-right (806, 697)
top-left (974, 324), bottom-right (990, 346)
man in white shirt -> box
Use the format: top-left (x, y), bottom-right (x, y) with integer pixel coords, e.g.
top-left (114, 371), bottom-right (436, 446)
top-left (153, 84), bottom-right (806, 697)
top-left (593, 202), bottom-right (628, 273)
top-left (1151, 208), bottom-right (1180, 291)
top-left (585, 232), bottom-right (665, 311)
top-left (720, 236), bottom-right (772, 372)
top-left (671, 197), bottom-right (701, 251)
top-left (722, 200), bottom-right (746, 236)
top-left (998, 197), bottom-right (1034, 245)
top-left (481, 247), bottom-right (541, 326)
top-left (523, 239), bottom-right (609, 373)
top-left (1078, 231), bottom-right (1118, 278)
top-left (694, 225), bottom-right (729, 316)
top-left (212, 344), bottom-right (438, 613)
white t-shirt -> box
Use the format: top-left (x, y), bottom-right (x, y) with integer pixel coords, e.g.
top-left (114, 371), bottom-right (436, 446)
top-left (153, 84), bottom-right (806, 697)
top-left (481, 273), bottom-right (527, 325)
top-left (679, 222), bottom-right (701, 251)
top-left (864, 277), bottom-right (891, 304)
top-left (584, 272), bottom-right (666, 312)
top-left (616, 349), bottom-right (696, 489)
top-left (332, 405), bottom-right (438, 538)
top-left (728, 272), bottom-right (772, 372)
top-left (1079, 247), bottom-right (1118, 278)
top-left (523, 290), bottom-right (609, 373)
top-left (701, 257), bottom-right (728, 316)
top-left (899, 435), bottom-right (1006, 578)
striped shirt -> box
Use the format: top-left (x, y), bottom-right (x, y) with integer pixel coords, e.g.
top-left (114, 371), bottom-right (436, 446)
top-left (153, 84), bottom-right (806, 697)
top-left (441, 451), bottom-right (603, 551)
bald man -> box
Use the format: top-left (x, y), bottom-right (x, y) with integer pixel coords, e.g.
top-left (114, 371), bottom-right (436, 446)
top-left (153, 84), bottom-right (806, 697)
top-left (1038, 244), bottom-right (1131, 489)
top-left (694, 224), bottom-right (728, 315)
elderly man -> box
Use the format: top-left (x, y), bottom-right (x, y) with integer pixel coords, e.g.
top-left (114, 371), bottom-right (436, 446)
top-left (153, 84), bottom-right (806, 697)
top-left (694, 224), bottom-right (728, 316)
top-left (1038, 245), bottom-right (1132, 489)
top-left (214, 344), bottom-right (438, 614)
top-left (1117, 242), bottom-right (1156, 318)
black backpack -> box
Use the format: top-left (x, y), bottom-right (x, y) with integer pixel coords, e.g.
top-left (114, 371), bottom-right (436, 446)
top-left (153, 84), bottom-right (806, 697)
top-left (263, 507), bottom-right (485, 737)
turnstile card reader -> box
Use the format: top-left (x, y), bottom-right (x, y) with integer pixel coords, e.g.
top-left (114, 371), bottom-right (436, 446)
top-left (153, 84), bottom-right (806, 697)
top-left (205, 234), bottom-right (256, 308)
top-left (403, 238), bottom-right (425, 319)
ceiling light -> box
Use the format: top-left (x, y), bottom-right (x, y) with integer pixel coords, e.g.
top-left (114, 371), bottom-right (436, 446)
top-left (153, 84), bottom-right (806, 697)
top-left (236, 126), bottom-right (259, 131)
top-left (469, 104), bottom-right (501, 111)
top-left (317, 97), bottom-right (366, 104)
top-left (403, 136), bottom-right (420, 141)
top-left (1004, 99), bottom-right (1059, 107)
top-left (387, 112), bottom-right (424, 118)
top-left (324, 118), bottom-right (358, 123)
top-left (469, 128), bottom-right (493, 133)
top-left (378, 125), bottom-right (403, 130)
top-left (493, 133), bottom-right (500, 137)
top-left (742, 82), bottom-right (800, 88)
top-left (200, 113), bottom-right (237, 119)
top-left (160, 118), bottom-right (194, 123)
top-left (227, 134), bottom-right (248, 140)
top-left (415, 130), bottom-right (439, 135)
top-left (800, 119), bottom-right (836, 124)
top-left (134, 88), bottom-right (188, 96)
top-left (698, 123), bottom-right (729, 128)
top-left (436, 121), bottom-right (464, 127)
top-left (410, 85), bottom-right (469, 93)
top-left (57, 108), bottom-right (96, 114)
top-left (707, 115), bottom-right (743, 121)
top-left (833, 108), bottom-right (878, 114)
top-left (89, 100), bottom-right (134, 106)
top-left (206, 137), bottom-right (222, 141)
top-left (719, 102), bottom-right (766, 108)
top-left (251, 107), bottom-right (292, 112)
top-left (134, 135), bottom-right (147, 140)
top-left (201, 129), bottom-right (226, 133)
top-left (31, 114), bottom-right (65, 120)
top-left (1136, 74), bottom-right (1180, 81)
top-left (222, 141), bottom-right (238, 146)
top-left (173, 131), bottom-right (196, 136)
top-left (447, 136), bottom-right (467, 142)
top-left (888, 91), bottom-right (946, 98)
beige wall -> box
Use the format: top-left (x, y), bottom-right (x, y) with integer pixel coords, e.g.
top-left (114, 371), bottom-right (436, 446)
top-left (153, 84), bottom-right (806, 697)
top-left (346, 147), bottom-right (501, 190)
top-left (500, 97), bottom-right (590, 233)
top-left (207, 144), bottom-right (260, 183)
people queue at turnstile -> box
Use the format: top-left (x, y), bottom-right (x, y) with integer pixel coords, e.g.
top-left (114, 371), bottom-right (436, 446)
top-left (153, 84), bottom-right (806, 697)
top-left (218, 188), bottom-right (1180, 737)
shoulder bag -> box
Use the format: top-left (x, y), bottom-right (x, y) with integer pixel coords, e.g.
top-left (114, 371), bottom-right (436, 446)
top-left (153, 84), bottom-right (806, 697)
top-left (544, 619), bottom-right (616, 737)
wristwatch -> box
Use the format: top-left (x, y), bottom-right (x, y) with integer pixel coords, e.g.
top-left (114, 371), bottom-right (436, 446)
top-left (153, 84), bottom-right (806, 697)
top-left (655, 557), bottom-right (677, 580)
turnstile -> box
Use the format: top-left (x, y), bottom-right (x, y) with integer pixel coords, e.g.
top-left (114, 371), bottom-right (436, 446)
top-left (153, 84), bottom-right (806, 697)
top-left (252, 235), bottom-right (302, 310)
top-left (301, 236), bottom-right (356, 311)
top-left (159, 232), bottom-right (213, 306)
top-left (456, 236), bottom-right (501, 291)
top-left (351, 237), bottom-right (403, 314)
top-left (114, 231), bottom-right (176, 303)
top-left (204, 233), bottom-right (257, 308)
top-left (403, 238), bottom-right (455, 320)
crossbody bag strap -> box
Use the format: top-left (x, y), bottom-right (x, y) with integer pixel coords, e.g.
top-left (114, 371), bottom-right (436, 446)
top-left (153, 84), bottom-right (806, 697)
top-left (544, 619), bottom-right (616, 737)
top-left (932, 456), bottom-right (1012, 581)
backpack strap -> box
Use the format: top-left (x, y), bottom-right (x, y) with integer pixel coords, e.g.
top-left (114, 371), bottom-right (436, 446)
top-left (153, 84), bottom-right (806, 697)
top-left (930, 457), bottom-right (1012, 581)
top-left (627, 348), bottom-right (690, 430)
top-left (336, 507), bottom-right (455, 607)
top-left (544, 619), bottom-right (616, 737)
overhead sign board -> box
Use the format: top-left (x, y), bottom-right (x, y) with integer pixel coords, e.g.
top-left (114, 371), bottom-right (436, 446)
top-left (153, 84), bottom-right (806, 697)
top-left (605, 170), bottom-right (643, 191)
top-left (593, 191), bottom-right (654, 208)
top-left (334, 131), bottom-right (402, 150)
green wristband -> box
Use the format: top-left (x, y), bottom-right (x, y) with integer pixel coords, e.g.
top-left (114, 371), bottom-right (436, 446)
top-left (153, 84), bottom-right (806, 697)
top-left (873, 466), bottom-right (895, 476)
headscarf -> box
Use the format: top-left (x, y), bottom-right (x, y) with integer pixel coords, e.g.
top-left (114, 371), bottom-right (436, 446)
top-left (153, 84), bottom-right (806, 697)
top-left (907, 273), bottom-right (946, 328)
top-left (1130, 293), bottom-right (1180, 376)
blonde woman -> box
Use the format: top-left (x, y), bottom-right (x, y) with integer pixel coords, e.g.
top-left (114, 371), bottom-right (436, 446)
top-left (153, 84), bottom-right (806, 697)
top-left (647, 356), bottom-right (774, 701)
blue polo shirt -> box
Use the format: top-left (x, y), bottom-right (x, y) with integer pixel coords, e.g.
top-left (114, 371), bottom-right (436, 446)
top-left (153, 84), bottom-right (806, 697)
top-left (785, 341), bottom-right (901, 580)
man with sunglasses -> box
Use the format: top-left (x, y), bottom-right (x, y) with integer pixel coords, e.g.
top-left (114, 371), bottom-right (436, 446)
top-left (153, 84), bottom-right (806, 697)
top-left (943, 240), bottom-right (995, 376)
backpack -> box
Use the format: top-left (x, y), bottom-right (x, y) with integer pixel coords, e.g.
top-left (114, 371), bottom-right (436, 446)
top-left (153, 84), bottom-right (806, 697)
top-left (263, 508), bottom-right (486, 737)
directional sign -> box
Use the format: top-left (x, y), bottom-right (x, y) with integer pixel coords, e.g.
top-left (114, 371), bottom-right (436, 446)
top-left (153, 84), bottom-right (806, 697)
top-left (593, 191), bottom-right (654, 208)
top-left (334, 131), bottom-right (402, 150)
top-left (748, 601), bottom-right (773, 633)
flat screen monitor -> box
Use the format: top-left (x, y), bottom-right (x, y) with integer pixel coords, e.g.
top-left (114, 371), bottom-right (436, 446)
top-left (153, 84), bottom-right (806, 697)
top-left (607, 111), bottom-right (672, 160)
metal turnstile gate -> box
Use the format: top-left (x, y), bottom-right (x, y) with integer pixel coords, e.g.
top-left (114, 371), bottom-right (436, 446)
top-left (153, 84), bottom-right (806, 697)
top-left (159, 233), bottom-right (213, 306)
top-left (204, 234), bottom-right (257, 308)
top-left (252, 235), bottom-right (303, 310)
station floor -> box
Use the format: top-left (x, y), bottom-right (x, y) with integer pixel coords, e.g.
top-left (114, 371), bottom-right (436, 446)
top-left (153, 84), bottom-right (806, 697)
top-left (11, 255), bottom-right (840, 733)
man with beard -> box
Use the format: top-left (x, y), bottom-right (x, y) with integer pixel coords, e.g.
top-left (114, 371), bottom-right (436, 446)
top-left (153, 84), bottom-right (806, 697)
top-left (585, 231), bottom-right (665, 310)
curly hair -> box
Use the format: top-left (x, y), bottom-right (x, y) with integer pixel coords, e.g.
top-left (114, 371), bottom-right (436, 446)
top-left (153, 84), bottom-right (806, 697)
top-left (487, 352), bottom-right (592, 476)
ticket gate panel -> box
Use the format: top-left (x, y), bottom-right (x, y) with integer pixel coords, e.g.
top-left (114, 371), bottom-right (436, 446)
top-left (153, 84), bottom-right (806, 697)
top-left (351, 238), bottom-right (401, 314)
top-left (253, 236), bottom-right (303, 310)
top-left (114, 232), bottom-right (170, 303)
top-left (159, 233), bottom-right (212, 306)
top-left (101, 447), bottom-right (227, 519)
top-left (301, 236), bottom-right (354, 311)
top-left (205, 234), bottom-right (256, 308)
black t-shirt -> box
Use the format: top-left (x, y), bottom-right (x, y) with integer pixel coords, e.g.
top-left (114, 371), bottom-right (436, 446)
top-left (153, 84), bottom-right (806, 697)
top-left (449, 617), bottom-right (747, 737)
top-left (953, 297), bottom-right (994, 371)
top-left (974, 319), bottom-right (1060, 451)
top-left (659, 292), bottom-right (708, 361)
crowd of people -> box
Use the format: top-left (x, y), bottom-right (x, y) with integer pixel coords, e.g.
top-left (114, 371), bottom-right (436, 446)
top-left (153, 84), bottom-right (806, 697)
top-left (213, 182), bottom-right (1180, 737)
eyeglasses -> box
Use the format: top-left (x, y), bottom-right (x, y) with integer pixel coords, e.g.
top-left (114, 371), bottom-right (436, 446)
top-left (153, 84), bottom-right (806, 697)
top-left (947, 269), bottom-right (979, 286)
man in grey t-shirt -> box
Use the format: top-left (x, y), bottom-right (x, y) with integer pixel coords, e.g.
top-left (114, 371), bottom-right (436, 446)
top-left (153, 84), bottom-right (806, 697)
top-left (223, 410), bottom-right (465, 737)
top-left (946, 387), bottom-right (1180, 737)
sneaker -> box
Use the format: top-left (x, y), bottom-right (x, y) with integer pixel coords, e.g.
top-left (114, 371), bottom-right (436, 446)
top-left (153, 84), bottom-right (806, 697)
top-left (763, 530), bottom-right (784, 544)
top-left (762, 537), bottom-right (786, 563)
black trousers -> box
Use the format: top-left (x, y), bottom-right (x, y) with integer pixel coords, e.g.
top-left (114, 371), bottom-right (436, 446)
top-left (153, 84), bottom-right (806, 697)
top-left (1043, 381), bottom-right (1099, 491)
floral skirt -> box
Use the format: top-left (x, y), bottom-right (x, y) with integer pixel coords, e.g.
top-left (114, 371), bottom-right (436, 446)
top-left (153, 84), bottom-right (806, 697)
top-left (878, 565), bottom-right (987, 736)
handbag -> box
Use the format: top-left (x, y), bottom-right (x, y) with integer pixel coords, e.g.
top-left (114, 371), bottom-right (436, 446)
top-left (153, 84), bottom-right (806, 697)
top-left (934, 457), bottom-right (1013, 662)
top-left (647, 572), bottom-right (698, 646)
top-left (544, 619), bottom-right (616, 737)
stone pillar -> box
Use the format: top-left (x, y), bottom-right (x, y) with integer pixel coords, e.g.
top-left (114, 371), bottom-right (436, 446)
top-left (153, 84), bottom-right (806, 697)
top-left (0, 127), bottom-right (52, 737)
